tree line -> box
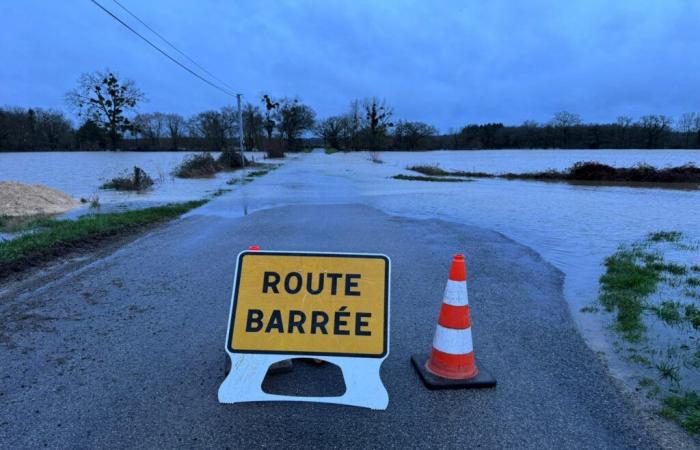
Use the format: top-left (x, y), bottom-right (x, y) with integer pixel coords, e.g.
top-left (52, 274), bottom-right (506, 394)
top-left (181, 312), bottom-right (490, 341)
top-left (2, 70), bottom-right (699, 153)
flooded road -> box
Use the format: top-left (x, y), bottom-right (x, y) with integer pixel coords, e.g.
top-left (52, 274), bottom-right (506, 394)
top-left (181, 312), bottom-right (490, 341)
top-left (3, 148), bottom-right (699, 382)
top-left (190, 149), bottom-right (700, 388)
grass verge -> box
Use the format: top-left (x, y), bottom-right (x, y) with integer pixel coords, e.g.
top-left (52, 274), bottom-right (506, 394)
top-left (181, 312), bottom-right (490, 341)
top-left (598, 243), bottom-right (666, 340)
top-left (0, 200), bottom-right (207, 276)
top-left (593, 230), bottom-right (700, 434)
top-left (661, 393), bottom-right (700, 433)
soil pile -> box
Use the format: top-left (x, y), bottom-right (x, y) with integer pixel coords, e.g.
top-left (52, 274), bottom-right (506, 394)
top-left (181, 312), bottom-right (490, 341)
top-left (0, 181), bottom-right (78, 216)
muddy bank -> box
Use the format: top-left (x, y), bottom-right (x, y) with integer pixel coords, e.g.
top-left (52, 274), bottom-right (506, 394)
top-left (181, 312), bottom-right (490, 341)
top-left (0, 181), bottom-right (78, 216)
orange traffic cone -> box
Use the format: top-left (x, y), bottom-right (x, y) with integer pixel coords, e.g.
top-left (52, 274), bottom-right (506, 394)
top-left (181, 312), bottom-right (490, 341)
top-left (412, 254), bottom-right (496, 389)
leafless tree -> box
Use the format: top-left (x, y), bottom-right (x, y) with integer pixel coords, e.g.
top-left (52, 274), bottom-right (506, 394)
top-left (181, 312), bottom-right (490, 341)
top-left (134, 112), bottom-right (166, 149)
top-left (316, 116), bottom-right (346, 149)
top-left (639, 115), bottom-right (673, 148)
top-left (277, 97), bottom-right (315, 152)
top-left (363, 97), bottom-right (393, 150)
top-left (165, 113), bottom-right (186, 149)
top-left (677, 112), bottom-right (698, 147)
top-left (242, 103), bottom-right (264, 151)
top-left (551, 111), bottom-right (582, 147)
top-left (393, 121), bottom-right (437, 150)
top-left (65, 70), bottom-right (144, 150)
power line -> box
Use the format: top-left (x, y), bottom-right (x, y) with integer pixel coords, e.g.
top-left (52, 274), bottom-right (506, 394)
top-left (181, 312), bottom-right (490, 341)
top-left (89, 0), bottom-right (237, 97)
top-left (110, 0), bottom-right (238, 94)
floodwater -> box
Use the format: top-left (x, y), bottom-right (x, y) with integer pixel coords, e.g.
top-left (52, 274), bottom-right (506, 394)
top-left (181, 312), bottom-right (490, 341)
top-left (191, 149), bottom-right (700, 393)
top-left (0, 151), bottom-right (269, 212)
top-left (2, 148), bottom-right (700, 390)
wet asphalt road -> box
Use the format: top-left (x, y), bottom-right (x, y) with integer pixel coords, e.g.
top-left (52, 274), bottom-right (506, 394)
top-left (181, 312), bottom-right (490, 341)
top-left (0, 203), bottom-right (661, 449)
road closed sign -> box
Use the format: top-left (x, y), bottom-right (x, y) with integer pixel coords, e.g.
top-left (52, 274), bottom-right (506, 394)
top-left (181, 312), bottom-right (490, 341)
top-left (219, 250), bottom-right (391, 410)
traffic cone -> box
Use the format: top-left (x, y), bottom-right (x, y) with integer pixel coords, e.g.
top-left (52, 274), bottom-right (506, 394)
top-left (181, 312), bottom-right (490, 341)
top-left (411, 254), bottom-right (496, 389)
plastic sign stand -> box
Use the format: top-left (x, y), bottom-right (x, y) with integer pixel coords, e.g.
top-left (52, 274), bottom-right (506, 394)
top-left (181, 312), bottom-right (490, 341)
top-left (218, 251), bottom-right (391, 410)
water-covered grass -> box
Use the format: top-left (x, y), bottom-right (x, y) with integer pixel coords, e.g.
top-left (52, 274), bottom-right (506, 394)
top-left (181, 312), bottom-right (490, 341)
top-left (408, 162), bottom-right (700, 186)
top-left (0, 200), bottom-right (207, 274)
top-left (598, 245), bottom-right (663, 340)
top-left (592, 230), bottom-right (700, 434)
top-left (392, 174), bottom-right (471, 182)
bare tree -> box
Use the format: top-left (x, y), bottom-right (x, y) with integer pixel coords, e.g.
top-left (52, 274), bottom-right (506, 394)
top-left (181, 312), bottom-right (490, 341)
top-left (677, 112), bottom-right (698, 147)
top-left (363, 97), bottom-right (393, 150)
top-left (551, 111), bottom-right (582, 148)
top-left (393, 121), bottom-right (437, 150)
top-left (242, 103), bottom-right (264, 151)
top-left (278, 97), bottom-right (316, 152)
top-left (66, 70), bottom-right (144, 150)
top-left (316, 116), bottom-right (345, 150)
top-left (346, 99), bottom-right (364, 150)
top-left (639, 115), bottom-right (672, 148)
top-left (615, 115), bottom-right (633, 148)
top-left (134, 112), bottom-right (166, 149)
top-left (165, 113), bottom-right (186, 150)
top-left (190, 110), bottom-right (227, 151)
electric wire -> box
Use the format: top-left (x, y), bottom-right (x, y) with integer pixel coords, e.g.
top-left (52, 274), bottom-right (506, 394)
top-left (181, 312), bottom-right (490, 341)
top-left (89, 0), bottom-right (237, 97)
top-left (110, 0), bottom-right (238, 94)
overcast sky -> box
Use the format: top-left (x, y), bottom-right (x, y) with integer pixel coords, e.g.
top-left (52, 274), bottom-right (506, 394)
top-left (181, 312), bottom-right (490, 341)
top-left (1, 0), bottom-right (699, 131)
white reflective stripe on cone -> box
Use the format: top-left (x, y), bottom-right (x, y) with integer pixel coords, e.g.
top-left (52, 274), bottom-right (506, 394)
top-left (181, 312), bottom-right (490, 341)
top-left (442, 279), bottom-right (469, 306)
top-left (432, 324), bottom-right (474, 355)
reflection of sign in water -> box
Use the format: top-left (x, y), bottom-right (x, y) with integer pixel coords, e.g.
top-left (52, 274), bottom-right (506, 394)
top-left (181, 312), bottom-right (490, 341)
top-left (219, 251), bottom-right (391, 410)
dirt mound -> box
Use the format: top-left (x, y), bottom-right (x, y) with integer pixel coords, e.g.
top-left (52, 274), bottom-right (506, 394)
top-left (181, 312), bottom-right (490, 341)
top-left (0, 181), bottom-right (79, 217)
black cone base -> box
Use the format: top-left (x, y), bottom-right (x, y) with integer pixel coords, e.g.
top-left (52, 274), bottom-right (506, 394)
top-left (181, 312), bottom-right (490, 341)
top-left (411, 354), bottom-right (497, 390)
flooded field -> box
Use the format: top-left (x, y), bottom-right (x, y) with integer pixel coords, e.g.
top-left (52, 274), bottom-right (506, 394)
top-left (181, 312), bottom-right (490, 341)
top-left (0, 151), bottom-right (269, 213)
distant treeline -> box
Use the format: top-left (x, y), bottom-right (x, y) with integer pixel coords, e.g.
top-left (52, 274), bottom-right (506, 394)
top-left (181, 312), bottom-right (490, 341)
top-left (3, 105), bottom-right (700, 153)
top-left (2, 70), bottom-right (700, 153)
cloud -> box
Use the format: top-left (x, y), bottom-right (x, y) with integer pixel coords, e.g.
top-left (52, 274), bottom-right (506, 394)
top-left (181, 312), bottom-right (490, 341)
top-left (1, 0), bottom-right (698, 131)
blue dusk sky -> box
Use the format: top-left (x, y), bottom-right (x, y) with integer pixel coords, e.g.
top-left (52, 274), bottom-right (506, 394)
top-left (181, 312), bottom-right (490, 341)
top-left (1, 0), bottom-right (698, 131)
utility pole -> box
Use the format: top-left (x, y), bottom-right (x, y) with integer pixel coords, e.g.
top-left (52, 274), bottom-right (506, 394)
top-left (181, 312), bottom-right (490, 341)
top-left (236, 93), bottom-right (245, 167)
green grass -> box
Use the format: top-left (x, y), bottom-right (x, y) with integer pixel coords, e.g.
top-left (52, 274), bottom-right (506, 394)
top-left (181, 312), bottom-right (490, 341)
top-left (655, 361), bottom-right (681, 384)
top-left (598, 247), bottom-right (663, 340)
top-left (650, 301), bottom-right (684, 325)
top-left (628, 353), bottom-right (652, 367)
top-left (210, 189), bottom-right (232, 197)
top-left (647, 231), bottom-right (683, 243)
top-left (324, 148), bottom-right (339, 154)
top-left (660, 392), bottom-right (700, 433)
top-left (407, 165), bottom-right (493, 178)
top-left (687, 277), bottom-right (700, 287)
top-left (392, 174), bottom-right (471, 182)
top-left (638, 377), bottom-right (656, 388)
top-left (653, 262), bottom-right (687, 276)
top-left (407, 165), bottom-right (450, 176)
top-left (684, 304), bottom-right (700, 330)
top-left (0, 200), bottom-right (207, 268)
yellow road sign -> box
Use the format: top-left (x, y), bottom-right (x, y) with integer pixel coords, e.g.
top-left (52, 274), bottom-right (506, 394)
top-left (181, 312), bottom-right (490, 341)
top-left (227, 251), bottom-right (389, 357)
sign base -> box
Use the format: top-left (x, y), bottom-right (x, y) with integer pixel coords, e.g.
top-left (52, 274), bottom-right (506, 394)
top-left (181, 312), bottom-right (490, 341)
top-left (219, 353), bottom-right (388, 410)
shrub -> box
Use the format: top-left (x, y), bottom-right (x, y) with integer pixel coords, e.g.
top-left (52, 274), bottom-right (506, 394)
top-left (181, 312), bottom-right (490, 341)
top-left (217, 151), bottom-right (249, 170)
top-left (101, 167), bottom-right (154, 191)
top-left (173, 152), bottom-right (221, 178)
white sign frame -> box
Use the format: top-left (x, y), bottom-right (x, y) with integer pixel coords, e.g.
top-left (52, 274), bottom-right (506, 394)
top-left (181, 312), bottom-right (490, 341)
top-left (218, 250), bottom-right (391, 410)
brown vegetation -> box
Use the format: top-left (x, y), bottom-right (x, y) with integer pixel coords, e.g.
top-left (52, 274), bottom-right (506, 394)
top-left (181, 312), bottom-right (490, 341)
top-left (409, 162), bottom-right (700, 184)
